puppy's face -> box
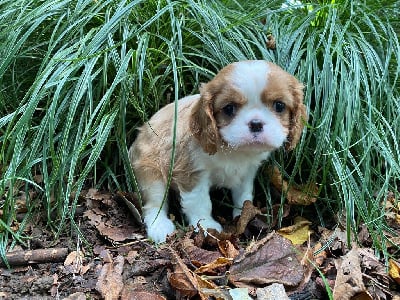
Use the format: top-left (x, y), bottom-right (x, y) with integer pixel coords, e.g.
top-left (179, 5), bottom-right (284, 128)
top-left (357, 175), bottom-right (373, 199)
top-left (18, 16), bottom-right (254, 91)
top-left (191, 60), bottom-right (307, 154)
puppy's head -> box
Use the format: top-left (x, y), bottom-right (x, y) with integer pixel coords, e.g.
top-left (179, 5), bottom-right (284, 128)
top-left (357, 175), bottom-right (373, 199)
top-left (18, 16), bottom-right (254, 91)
top-left (190, 60), bottom-right (307, 155)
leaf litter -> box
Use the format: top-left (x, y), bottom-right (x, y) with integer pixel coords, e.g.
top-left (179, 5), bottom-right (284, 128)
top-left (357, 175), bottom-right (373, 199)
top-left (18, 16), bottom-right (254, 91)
top-left (1, 185), bottom-right (400, 299)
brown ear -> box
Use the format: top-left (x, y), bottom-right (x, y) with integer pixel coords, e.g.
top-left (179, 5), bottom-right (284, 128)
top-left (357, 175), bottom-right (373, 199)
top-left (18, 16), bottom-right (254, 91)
top-left (190, 84), bottom-right (220, 155)
top-left (285, 79), bottom-right (307, 151)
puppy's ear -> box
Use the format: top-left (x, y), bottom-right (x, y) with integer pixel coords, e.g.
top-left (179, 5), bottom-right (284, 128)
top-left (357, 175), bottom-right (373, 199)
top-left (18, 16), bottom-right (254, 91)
top-left (190, 83), bottom-right (220, 155)
top-left (285, 79), bottom-right (307, 151)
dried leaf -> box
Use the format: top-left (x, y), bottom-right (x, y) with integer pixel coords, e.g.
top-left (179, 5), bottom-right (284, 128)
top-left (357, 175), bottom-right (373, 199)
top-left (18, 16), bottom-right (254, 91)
top-left (121, 290), bottom-right (166, 300)
top-left (218, 240), bottom-right (239, 259)
top-left (389, 259), bottom-right (400, 285)
top-left (268, 166), bottom-right (318, 205)
top-left (333, 248), bottom-right (371, 300)
top-left (168, 248), bottom-right (215, 299)
top-left (126, 250), bottom-right (139, 264)
top-left (180, 236), bottom-right (221, 266)
top-left (64, 251), bottom-right (84, 274)
top-left (277, 217), bottom-right (312, 245)
top-left (97, 224), bottom-right (143, 242)
top-left (86, 188), bottom-right (113, 205)
top-left (84, 208), bottom-right (144, 243)
top-left (96, 255), bottom-right (124, 300)
top-left (229, 232), bottom-right (304, 288)
top-left (286, 183), bottom-right (318, 205)
top-left (99, 249), bottom-right (113, 263)
top-left (236, 200), bottom-right (261, 235)
top-left (63, 292), bottom-right (87, 300)
top-left (115, 191), bottom-right (142, 224)
top-left (358, 248), bottom-right (391, 299)
top-left (201, 287), bottom-right (233, 300)
top-left (84, 208), bottom-right (105, 225)
top-left (195, 257), bottom-right (233, 275)
top-left (383, 192), bottom-right (400, 232)
top-left (312, 243), bottom-right (327, 267)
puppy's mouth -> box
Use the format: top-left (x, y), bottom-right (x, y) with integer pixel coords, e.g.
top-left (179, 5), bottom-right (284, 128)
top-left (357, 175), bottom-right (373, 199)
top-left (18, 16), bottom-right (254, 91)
top-left (224, 134), bottom-right (282, 151)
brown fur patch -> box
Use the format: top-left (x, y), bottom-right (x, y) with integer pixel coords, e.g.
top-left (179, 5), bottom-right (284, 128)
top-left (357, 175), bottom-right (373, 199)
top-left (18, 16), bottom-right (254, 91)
top-left (130, 97), bottom-right (203, 193)
top-left (261, 64), bottom-right (306, 150)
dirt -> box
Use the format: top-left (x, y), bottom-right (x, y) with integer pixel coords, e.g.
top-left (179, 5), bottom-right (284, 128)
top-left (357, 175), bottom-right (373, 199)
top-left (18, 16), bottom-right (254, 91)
top-left (1, 188), bottom-right (400, 300)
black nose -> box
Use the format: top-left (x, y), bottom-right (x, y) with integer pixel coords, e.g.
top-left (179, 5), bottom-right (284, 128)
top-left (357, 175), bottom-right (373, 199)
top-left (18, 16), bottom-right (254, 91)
top-left (249, 119), bottom-right (264, 133)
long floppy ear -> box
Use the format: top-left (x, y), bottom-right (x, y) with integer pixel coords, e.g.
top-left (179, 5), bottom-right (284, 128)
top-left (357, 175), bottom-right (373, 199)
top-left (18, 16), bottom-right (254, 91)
top-left (190, 83), bottom-right (220, 155)
top-left (285, 79), bottom-right (307, 151)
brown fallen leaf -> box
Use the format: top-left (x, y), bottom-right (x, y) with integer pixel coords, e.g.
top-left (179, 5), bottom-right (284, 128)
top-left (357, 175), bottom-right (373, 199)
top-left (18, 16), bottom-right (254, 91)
top-left (168, 248), bottom-right (216, 299)
top-left (84, 208), bottom-right (144, 243)
top-left (202, 287), bottom-right (235, 299)
top-left (359, 248), bottom-right (391, 299)
top-left (64, 250), bottom-right (84, 275)
top-left (114, 191), bottom-right (142, 224)
top-left (180, 235), bottom-right (221, 266)
top-left (218, 240), bottom-right (239, 259)
top-left (333, 247), bottom-right (372, 300)
top-left (121, 289), bottom-right (166, 300)
top-left (389, 259), bottom-right (400, 285)
top-left (96, 255), bottom-right (125, 300)
top-left (83, 208), bottom-right (105, 225)
top-left (236, 200), bottom-right (261, 235)
top-left (312, 242), bottom-right (327, 267)
top-left (229, 232), bottom-right (304, 289)
top-left (86, 188), bottom-right (113, 206)
top-left (99, 249), bottom-right (113, 263)
top-left (268, 166), bottom-right (318, 205)
top-left (98, 223), bottom-right (144, 242)
top-left (120, 274), bottom-right (166, 300)
top-left (195, 257), bottom-right (233, 275)
top-left (63, 292), bottom-right (87, 300)
top-left (277, 216), bottom-right (312, 245)
top-left (383, 191), bottom-right (400, 230)
top-left (319, 225), bottom-right (350, 254)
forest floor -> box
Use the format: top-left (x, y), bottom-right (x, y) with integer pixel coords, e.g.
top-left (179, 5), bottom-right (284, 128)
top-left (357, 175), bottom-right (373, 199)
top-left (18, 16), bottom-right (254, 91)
top-left (1, 187), bottom-right (400, 300)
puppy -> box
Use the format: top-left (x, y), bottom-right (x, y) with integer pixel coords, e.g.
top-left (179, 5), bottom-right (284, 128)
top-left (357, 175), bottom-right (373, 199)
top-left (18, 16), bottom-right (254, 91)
top-left (129, 60), bottom-right (307, 243)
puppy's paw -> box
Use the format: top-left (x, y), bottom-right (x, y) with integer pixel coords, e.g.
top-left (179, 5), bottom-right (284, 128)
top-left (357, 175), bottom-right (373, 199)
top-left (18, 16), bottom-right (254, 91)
top-left (144, 214), bottom-right (175, 244)
top-left (196, 218), bottom-right (223, 233)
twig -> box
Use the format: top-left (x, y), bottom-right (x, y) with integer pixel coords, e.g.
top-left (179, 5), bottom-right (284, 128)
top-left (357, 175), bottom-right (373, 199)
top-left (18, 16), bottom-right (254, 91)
top-left (0, 248), bottom-right (68, 267)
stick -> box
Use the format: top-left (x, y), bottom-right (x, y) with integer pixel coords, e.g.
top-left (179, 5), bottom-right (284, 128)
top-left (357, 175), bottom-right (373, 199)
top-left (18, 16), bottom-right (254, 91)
top-left (0, 248), bottom-right (68, 267)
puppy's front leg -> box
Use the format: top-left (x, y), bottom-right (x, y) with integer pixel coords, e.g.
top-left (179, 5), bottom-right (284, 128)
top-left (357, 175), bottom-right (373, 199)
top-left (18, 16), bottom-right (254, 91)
top-left (231, 166), bottom-right (258, 218)
top-left (180, 177), bottom-right (222, 232)
top-left (141, 180), bottom-right (176, 243)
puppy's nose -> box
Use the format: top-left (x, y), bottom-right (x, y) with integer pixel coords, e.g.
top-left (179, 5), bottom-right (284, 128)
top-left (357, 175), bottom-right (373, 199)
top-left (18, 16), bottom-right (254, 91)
top-left (249, 119), bottom-right (264, 133)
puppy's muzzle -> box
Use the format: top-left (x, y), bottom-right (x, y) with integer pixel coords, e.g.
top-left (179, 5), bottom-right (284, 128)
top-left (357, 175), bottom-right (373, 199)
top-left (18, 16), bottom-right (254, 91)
top-left (249, 119), bottom-right (264, 133)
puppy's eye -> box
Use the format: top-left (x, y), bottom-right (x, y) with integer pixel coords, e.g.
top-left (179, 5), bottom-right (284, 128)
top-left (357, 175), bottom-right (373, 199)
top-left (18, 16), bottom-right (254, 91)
top-left (222, 103), bottom-right (237, 117)
top-left (273, 101), bottom-right (286, 113)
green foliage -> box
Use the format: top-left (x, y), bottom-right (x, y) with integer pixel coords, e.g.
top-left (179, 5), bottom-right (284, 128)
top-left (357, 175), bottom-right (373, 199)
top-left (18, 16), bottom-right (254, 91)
top-left (0, 0), bottom-right (399, 261)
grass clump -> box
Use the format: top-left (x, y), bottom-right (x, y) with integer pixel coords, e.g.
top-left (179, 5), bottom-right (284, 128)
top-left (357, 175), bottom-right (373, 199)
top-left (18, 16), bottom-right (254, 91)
top-left (0, 0), bottom-right (399, 261)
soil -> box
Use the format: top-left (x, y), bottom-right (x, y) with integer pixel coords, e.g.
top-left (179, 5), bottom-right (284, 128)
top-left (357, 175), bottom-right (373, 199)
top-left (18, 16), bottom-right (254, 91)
top-left (0, 188), bottom-right (399, 300)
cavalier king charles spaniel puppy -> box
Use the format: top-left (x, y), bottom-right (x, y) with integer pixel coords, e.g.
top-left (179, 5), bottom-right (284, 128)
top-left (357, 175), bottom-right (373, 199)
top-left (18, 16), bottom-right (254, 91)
top-left (129, 60), bottom-right (307, 243)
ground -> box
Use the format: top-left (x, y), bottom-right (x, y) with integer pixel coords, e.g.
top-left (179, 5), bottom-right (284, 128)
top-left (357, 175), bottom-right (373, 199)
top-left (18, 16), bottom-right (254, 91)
top-left (1, 187), bottom-right (400, 300)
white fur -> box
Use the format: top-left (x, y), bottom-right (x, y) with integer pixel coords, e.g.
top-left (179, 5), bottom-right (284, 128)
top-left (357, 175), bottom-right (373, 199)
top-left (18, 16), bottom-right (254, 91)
top-left (180, 176), bottom-right (222, 232)
top-left (141, 180), bottom-right (176, 242)
top-left (230, 60), bottom-right (271, 104)
top-left (142, 151), bottom-right (268, 243)
top-left (220, 105), bottom-right (287, 150)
